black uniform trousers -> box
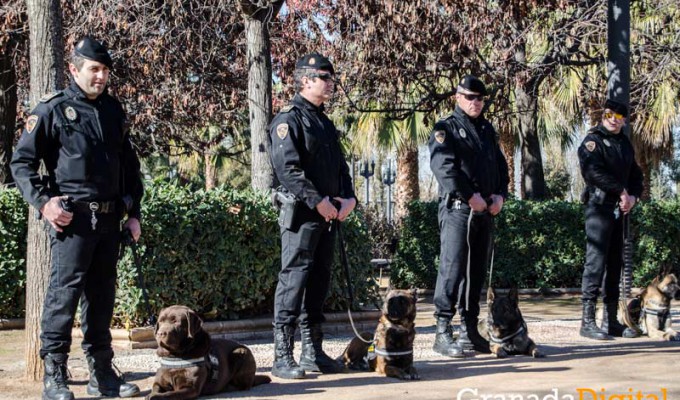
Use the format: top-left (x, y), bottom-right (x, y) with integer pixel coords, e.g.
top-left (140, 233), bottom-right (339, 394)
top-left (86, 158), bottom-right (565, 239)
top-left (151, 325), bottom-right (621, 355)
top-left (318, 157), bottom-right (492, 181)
top-left (434, 200), bottom-right (494, 320)
top-left (581, 203), bottom-right (624, 304)
top-left (274, 211), bottom-right (336, 328)
top-left (40, 211), bottom-right (120, 358)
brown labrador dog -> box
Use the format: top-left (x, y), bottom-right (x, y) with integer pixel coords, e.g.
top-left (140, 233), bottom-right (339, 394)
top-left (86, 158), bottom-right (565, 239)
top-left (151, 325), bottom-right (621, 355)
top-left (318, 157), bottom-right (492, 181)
top-left (146, 305), bottom-right (270, 400)
top-left (626, 273), bottom-right (680, 341)
top-left (480, 287), bottom-right (543, 358)
top-left (338, 289), bottom-right (419, 380)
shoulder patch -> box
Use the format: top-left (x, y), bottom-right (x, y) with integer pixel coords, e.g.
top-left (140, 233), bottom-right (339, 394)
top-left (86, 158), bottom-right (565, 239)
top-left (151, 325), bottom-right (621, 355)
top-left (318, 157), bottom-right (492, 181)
top-left (585, 141), bottom-right (596, 152)
top-left (276, 123), bottom-right (289, 140)
top-left (434, 130), bottom-right (446, 144)
top-left (280, 104), bottom-right (295, 113)
top-left (25, 115), bottom-right (39, 134)
top-left (39, 91), bottom-right (63, 103)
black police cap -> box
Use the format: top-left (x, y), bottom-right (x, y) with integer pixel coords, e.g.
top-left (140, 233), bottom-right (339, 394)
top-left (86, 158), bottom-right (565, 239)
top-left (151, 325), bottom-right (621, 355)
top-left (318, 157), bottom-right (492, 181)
top-left (457, 74), bottom-right (487, 96)
top-left (604, 99), bottom-right (628, 118)
top-left (295, 53), bottom-right (334, 74)
top-left (74, 36), bottom-right (113, 69)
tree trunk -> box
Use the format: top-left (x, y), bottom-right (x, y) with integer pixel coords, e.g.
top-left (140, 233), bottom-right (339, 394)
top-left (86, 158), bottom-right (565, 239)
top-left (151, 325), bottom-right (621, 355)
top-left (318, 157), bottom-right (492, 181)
top-left (498, 126), bottom-right (515, 197)
top-left (394, 145), bottom-right (419, 223)
top-left (240, 1), bottom-right (283, 193)
top-left (25, 0), bottom-right (64, 380)
top-left (516, 84), bottom-right (546, 200)
top-left (204, 152), bottom-right (216, 190)
top-left (0, 41), bottom-right (18, 185)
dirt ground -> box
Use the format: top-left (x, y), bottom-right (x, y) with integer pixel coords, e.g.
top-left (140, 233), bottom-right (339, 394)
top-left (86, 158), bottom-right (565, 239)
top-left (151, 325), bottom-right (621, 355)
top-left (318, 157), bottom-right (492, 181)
top-left (1, 296), bottom-right (679, 400)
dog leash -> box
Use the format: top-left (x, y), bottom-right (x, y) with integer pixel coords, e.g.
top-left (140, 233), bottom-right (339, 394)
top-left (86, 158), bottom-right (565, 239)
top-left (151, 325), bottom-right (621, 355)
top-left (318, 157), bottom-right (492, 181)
top-left (619, 213), bottom-right (641, 334)
top-left (335, 221), bottom-right (375, 345)
top-left (121, 229), bottom-right (157, 326)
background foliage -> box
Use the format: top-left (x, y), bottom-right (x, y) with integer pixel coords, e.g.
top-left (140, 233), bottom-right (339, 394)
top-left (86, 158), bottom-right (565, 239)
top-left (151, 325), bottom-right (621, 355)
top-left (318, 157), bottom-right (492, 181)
top-left (391, 199), bottom-right (680, 290)
top-left (0, 183), bottom-right (377, 325)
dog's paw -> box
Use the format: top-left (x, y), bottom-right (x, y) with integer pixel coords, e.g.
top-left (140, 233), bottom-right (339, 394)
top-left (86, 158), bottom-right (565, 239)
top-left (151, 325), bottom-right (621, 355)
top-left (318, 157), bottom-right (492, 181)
top-left (531, 349), bottom-right (545, 358)
top-left (493, 349), bottom-right (508, 358)
top-left (664, 331), bottom-right (680, 341)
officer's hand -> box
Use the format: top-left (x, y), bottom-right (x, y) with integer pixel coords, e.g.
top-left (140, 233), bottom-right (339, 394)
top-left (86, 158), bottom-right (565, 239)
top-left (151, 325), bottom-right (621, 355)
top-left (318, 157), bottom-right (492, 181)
top-left (41, 196), bottom-right (73, 232)
top-left (123, 218), bottom-right (141, 242)
top-left (619, 189), bottom-right (633, 214)
top-left (333, 197), bottom-right (357, 222)
top-left (316, 197), bottom-right (338, 222)
top-left (488, 194), bottom-right (504, 216)
top-left (468, 193), bottom-right (487, 212)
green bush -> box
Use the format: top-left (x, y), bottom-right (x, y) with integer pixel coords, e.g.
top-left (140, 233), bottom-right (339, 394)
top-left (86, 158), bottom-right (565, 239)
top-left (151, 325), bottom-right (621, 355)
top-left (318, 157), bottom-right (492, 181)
top-left (0, 188), bottom-right (28, 318)
top-left (0, 183), bottom-right (376, 325)
top-left (391, 199), bottom-right (680, 290)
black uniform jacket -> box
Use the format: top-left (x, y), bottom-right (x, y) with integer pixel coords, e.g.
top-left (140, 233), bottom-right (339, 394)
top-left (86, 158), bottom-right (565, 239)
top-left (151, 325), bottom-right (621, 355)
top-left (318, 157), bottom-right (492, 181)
top-left (10, 82), bottom-right (143, 219)
top-left (269, 94), bottom-right (355, 210)
top-left (578, 125), bottom-right (643, 200)
top-left (428, 106), bottom-right (509, 202)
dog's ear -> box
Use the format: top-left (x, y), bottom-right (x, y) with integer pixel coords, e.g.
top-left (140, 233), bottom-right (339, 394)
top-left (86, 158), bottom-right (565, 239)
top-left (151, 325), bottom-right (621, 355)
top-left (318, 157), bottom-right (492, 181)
top-left (487, 287), bottom-right (495, 303)
top-left (154, 320), bottom-right (159, 335)
top-left (186, 310), bottom-right (203, 339)
top-left (509, 287), bottom-right (519, 302)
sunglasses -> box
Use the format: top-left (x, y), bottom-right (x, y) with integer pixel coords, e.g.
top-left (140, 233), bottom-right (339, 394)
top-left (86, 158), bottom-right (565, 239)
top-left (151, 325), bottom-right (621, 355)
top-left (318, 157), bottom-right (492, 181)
top-left (308, 73), bottom-right (334, 82)
top-left (603, 111), bottom-right (625, 121)
top-left (461, 93), bottom-right (485, 102)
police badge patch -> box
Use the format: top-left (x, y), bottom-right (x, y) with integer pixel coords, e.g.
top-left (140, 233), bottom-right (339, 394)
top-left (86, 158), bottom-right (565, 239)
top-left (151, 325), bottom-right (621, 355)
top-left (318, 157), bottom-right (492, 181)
top-left (276, 123), bottom-right (289, 140)
top-left (585, 141), bottom-right (596, 152)
top-left (65, 106), bottom-right (78, 121)
top-left (459, 128), bottom-right (467, 138)
top-left (302, 117), bottom-right (311, 128)
top-left (26, 115), bottom-right (38, 134)
top-left (603, 139), bottom-right (611, 147)
top-left (434, 130), bottom-right (446, 144)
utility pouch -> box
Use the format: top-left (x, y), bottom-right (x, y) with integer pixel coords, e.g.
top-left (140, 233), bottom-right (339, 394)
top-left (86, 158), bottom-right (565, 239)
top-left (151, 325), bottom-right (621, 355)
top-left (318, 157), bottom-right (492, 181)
top-left (275, 190), bottom-right (298, 229)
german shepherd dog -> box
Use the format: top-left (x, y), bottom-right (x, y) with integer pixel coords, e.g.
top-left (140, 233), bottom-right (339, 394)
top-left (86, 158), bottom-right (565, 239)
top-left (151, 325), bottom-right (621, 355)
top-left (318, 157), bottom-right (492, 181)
top-left (480, 288), bottom-right (543, 358)
top-left (626, 273), bottom-right (680, 341)
top-left (338, 289), bottom-right (419, 380)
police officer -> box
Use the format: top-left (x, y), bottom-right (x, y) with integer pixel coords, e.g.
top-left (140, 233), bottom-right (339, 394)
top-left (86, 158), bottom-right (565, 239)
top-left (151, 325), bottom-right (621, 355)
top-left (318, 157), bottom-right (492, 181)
top-left (578, 99), bottom-right (643, 340)
top-left (268, 53), bottom-right (356, 379)
top-left (10, 37), bottom-right (142, 400)
top-left (428, 75), bottom-right (509, 357)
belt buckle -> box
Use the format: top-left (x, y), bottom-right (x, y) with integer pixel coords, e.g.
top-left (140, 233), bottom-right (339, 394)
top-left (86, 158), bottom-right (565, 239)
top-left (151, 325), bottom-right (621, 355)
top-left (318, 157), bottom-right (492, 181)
top-left (89, 202), bottom-right (100, 212)
top-left (89, 202), bottom-right (99, 231)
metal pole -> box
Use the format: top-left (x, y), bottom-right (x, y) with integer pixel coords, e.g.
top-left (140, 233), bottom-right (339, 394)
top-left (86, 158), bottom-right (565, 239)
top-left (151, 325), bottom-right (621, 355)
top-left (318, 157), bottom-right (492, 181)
top-left (607, 0), bottom-right (631, 135)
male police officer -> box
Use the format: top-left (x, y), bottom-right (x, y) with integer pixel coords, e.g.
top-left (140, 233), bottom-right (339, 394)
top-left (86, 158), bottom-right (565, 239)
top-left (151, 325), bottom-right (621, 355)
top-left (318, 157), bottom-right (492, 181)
top-left (428, 75), bottom-right (509, 357)
top-left (11, 37), bottom-right (142, 399)
top-left (578, 99), bottom-right (643, 340)
top-left (268, 53), bottom-right (356, 379)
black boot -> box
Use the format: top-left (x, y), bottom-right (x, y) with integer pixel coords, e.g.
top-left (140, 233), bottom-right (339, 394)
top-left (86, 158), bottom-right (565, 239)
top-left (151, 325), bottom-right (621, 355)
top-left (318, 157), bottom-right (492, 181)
top-left (432, 317), bottom-right (465, 358)
top-left (272, 325), bottom-right (305, 379)
top-left (43, 353), bottom-right (75, 400)
top-left (602, 302), bottom-right (640, 338)
top-left (579, 300), bottom-right (611, 340)
top-left (458, 315), bottom-right (491, 353)
top-left (86, 349), bottom-right (140, 398)
top-left (299, 323), bottom-right (342, 373)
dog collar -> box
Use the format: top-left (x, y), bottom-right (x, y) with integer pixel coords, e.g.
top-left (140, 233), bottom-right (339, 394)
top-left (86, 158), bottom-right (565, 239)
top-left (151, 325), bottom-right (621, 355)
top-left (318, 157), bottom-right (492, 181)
top-left (643, 306), bottom-right (669, 317)
top-left (160, 356), bottom-right (207, 368)
top-left (489, 324), bottom-right (526, 344)
top-left (372, 347), bottom-right (413, 357)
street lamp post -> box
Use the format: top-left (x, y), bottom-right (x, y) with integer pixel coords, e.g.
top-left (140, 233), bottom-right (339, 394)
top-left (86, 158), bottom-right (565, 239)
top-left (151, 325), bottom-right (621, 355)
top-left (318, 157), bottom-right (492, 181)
top-left (382, 159), bottom-right (396, 222)
top-left (360, 160), bottom-right (375, 205)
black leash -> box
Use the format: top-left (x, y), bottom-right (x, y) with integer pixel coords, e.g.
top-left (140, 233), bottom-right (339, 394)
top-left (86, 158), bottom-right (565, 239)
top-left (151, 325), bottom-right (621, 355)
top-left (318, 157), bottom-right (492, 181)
top-left (620, 213), bottom-right (640, 333)
top-left (121, 229), bottom-right (157, 326)
top-left (335, 221), bottom-right (374, 344)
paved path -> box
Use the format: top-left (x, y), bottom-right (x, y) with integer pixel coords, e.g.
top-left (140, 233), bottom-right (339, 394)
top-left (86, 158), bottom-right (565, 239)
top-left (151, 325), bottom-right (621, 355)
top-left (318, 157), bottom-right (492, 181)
top-left (1, 295), bottom-right (679, 399)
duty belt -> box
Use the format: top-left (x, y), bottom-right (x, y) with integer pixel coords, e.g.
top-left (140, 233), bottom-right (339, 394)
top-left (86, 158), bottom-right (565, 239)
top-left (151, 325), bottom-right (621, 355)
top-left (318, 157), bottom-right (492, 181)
top-left (71, 200), bottom-right (117, 214)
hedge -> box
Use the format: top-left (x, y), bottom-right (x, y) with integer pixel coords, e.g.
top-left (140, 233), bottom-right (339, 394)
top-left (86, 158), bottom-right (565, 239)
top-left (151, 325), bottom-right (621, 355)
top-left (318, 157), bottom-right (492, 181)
top-left (391, 199), bottom-right (680, 290)
top-left (0, 182), bottom-right (377, 326)
top-left (0, 188), bottom-right (28, 318)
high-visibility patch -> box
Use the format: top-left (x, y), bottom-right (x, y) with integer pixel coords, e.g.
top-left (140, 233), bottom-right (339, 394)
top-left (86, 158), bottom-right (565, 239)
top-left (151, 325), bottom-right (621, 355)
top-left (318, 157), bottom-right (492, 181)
top-left (26, 115), bottom-right (38, 134)
top-left (434, 130), bottom-right (446, 144)
top-left (276, 123), bottom-right (289, 140)
top-left (585, 141), bottom-right (596, 152)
